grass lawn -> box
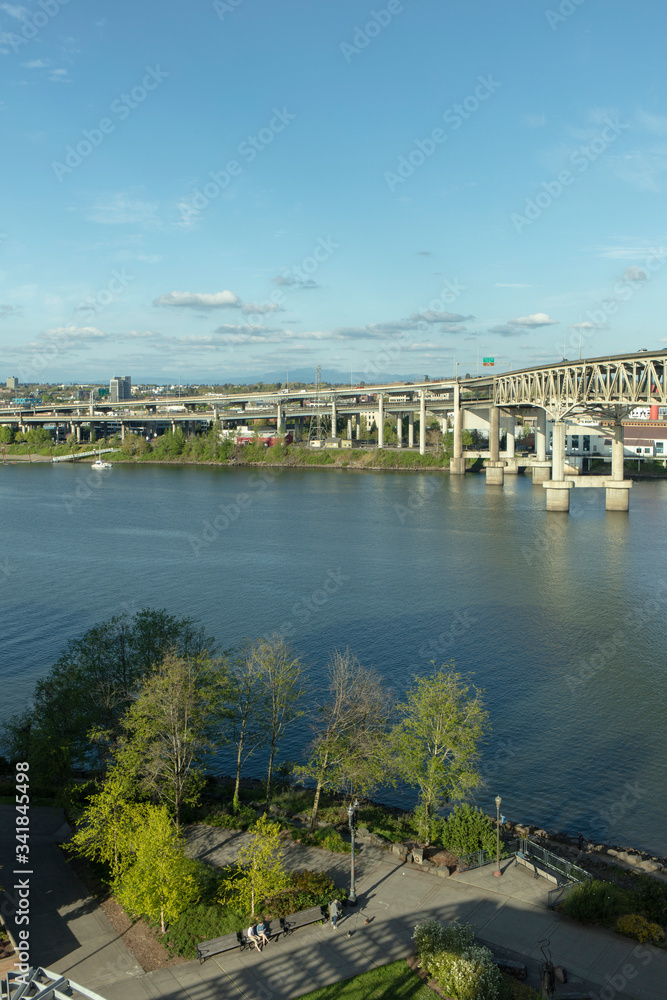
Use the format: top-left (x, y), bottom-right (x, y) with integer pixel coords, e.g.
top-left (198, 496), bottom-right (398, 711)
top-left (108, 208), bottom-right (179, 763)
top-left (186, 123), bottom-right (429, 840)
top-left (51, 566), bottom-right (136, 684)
top-left (297, 961), bottom-right (437, 999)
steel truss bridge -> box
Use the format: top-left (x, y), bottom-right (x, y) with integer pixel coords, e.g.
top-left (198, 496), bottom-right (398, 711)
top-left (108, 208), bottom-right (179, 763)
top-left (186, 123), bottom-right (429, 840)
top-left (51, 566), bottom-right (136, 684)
top-left (1, 350), bottom-right (666, 422)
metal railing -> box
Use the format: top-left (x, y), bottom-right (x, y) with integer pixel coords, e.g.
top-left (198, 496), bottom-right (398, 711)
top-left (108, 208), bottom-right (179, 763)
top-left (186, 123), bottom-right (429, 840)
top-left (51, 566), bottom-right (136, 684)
top-left (457, 838), bottom-right (521, 873)
top-left (520, 839), bottom-right (591, 885)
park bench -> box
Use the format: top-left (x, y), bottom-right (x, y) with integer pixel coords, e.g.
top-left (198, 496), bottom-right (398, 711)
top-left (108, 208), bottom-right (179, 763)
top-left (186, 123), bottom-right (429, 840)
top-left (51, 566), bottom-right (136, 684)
top-left (238, 920), bottom-right (281, 950)
top-left (280, 905), bottom-right (327, 935)
top-left (197, 931), bottom-right (243, 964)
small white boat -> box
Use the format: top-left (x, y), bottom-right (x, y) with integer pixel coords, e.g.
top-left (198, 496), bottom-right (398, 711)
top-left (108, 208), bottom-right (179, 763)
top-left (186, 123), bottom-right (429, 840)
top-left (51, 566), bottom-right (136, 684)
top-left (91, 449), bottom-right (113, 469)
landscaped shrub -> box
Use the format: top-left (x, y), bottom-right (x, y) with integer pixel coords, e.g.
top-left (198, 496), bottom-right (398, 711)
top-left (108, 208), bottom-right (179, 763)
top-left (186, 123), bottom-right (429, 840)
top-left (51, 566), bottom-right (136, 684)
top-left (630, 874), bottom-right (667, 924)
top-left (616, 913), bottom-right (665, 944)
top-left (203, 804), bottom-right (257, 830)
top-left (312, 826), bottom-right (350, 853)
top-left (263, 869), bottom-right (345, 918)
top-left (560, 879), bottom-right (628, 926)
top-left (440, 804), bottom-right (498, 857)
top-left (413, 920), bottom-right (502, 1000)
top-left (164, 902), bottom-right (246, 958)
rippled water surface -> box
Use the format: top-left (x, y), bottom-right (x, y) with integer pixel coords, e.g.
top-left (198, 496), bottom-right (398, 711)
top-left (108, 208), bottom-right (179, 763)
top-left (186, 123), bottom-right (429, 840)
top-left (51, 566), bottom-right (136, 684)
top-left (2, 462), bottom-right (666, 854)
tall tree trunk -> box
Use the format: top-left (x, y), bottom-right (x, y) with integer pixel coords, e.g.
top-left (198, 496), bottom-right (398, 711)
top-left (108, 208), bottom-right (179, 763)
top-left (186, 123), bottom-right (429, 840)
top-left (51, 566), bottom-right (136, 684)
top-left (234, 737), bottom-right (244, 811)
top-left (264, 735), bottom-right (277, 813)
top-left (310, 753), bottom-right (328, 831)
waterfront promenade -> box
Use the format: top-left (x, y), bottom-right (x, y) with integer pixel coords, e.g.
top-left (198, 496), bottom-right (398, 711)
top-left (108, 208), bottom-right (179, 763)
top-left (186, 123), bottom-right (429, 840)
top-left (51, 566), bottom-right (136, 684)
top-left (2, 808), bottom-right (667, 1000)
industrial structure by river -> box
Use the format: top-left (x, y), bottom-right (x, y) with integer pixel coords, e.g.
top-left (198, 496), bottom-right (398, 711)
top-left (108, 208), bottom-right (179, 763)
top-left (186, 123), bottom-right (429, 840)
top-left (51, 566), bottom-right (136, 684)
top-left (2, 461), bottom-right (666, 856)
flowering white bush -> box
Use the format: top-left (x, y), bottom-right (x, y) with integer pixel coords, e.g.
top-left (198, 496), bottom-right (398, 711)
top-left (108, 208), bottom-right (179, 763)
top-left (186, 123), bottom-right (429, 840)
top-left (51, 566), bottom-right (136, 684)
top-left (413, 920), bottom-right (501, 1000)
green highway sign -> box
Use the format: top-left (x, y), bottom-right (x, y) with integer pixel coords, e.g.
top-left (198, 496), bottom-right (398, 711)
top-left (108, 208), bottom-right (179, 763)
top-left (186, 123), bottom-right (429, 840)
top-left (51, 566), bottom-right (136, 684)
top-left (483, 357), bottom-right (495, 366)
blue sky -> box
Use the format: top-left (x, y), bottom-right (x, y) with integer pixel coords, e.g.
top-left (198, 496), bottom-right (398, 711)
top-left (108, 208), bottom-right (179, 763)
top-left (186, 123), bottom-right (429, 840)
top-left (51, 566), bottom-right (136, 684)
top-left (2, 0), bottom-right (667, 383)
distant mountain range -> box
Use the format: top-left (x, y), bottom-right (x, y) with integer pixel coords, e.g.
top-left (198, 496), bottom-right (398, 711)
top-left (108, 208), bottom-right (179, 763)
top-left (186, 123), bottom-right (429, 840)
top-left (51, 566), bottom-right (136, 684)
top-left (135, 367), bottom-right (452, 386)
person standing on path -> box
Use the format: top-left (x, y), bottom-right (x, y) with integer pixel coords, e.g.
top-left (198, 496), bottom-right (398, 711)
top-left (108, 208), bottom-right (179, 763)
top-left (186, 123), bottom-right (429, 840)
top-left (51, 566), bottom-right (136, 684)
top-left (329, 898), bottom-right (342, 929)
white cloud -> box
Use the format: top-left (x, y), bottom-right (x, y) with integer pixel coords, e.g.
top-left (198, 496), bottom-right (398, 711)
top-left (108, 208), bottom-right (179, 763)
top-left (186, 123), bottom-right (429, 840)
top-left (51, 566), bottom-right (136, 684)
top-left (241, 301), bottom-right (284, 315)
top-left (48, 68), bottom-right (71, 83)
top-left (154, 290), bottom-right (240, 309)
top-left (85, 195), bottom-right (159, 226)
top-left (22, 59), bottom-right (51, 68)
top-left (42, 325), bottom-right (106, 342)
top-left (494, 282), bottom-right (532, 288)
top-left (1, 4), bottom-right (28, 19)
top-left (0, 304), bottom-right (21, 318)
top-left (272, 274), bottom-right (319, 289)
top-left (595, 243), bottom-right (667, 260)
top-left (409, 310), bottom-right (472, 324)
top-left (623, 266), bottom-right (647, 282)
top-left (508, 313), bottom-right (557, 328)
top-left (523, 113), bottom-right (546, 129)
top-left (635, 108), bottom-right (667, 136)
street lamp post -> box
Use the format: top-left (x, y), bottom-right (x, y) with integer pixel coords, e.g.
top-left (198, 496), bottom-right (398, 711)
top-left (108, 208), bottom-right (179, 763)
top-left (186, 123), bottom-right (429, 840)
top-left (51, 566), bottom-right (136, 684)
top-left (347, 799), bottom-right (359, 905)
top-left (494, 795), bottom-right (502, 877)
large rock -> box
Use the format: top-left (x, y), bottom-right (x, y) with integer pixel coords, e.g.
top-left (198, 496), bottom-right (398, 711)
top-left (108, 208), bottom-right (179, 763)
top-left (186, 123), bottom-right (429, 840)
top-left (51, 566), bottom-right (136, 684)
top-left (391, 843), bottom-right (409, 860)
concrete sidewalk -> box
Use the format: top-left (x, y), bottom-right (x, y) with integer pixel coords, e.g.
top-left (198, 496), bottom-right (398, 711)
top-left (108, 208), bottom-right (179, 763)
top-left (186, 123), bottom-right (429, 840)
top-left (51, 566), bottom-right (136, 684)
top-left (0, 806), bottom-right (144, 990)
top-left (4, 809), bottom-right (666, 1000)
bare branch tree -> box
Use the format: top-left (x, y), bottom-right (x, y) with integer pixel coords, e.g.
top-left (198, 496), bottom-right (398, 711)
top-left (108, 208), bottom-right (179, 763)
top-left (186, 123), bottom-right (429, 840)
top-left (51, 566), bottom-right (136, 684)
top-left (298, 650), bottom-right (393, 831)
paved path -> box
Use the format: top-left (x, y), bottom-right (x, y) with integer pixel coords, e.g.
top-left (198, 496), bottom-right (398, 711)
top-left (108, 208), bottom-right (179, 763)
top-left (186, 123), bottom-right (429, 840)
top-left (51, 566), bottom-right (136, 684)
top-left (0, 806), bottom-right (144, 991)
top-left (4, 809), bottom-right (667, 1000)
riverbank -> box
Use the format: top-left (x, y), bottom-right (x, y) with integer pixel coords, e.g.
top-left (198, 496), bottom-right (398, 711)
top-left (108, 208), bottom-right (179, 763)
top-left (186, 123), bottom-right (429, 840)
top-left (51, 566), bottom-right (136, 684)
top-left (3, 439), bottom-right (666, 478)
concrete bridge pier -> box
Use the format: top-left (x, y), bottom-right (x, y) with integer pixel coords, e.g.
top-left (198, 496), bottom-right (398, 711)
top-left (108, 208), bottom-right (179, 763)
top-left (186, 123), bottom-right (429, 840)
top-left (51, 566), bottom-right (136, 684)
top-left (397, 413), bottom-right (403, 447)
top-left (378, 394), bottom-right (384, 448)
top-left (355, 414), bottom-right (361, 440)
top-left (536, 409), bottom-right (547, 461)
top-left (545, 420), bottom-right (571, 510)
top-left (485, 405), bottom-right (505, 485)
top-left (347, 416), bottom-right (353, 441)
top-left (419, 391), bottom-right (426, 455)
top-left (408, 411), bottom-right (414, 448)
top-left (606, 412), bottom-right (632, 511)
top-left (504, 411), bottom-right (517, 472)
top-left (75, 424), bottom-right (81, 443)
top-left (450, 382), bottom-right (465, 474)
top-left (331, 399), bottom-right (337, 437)
top-left (276, 404), bottom-right (284, 433)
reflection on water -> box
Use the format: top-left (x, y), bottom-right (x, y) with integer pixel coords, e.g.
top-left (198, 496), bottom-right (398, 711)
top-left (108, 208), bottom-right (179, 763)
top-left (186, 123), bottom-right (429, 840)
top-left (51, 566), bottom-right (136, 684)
top-left (2, 463), bottom-right (666, 854)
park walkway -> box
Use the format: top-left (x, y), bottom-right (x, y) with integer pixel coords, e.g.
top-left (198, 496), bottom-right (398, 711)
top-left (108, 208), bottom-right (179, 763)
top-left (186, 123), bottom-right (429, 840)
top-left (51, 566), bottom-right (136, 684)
top-left (2, 809), bottom-right (666, 1000)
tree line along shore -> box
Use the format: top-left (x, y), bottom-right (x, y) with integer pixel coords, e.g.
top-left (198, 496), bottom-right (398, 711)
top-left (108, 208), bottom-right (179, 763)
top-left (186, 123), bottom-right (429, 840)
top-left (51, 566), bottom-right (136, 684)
top-left (2, 608), bottom-right (666, 984)
top-left (3, 423), bottom-right (665, 476)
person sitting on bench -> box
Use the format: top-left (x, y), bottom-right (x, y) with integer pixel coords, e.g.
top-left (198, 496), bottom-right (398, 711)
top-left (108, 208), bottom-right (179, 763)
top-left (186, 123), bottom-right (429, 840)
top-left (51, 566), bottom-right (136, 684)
top-left (247, 923), bottom-right (262, 951)
top-left (256, 919), bottom-right (270, 948)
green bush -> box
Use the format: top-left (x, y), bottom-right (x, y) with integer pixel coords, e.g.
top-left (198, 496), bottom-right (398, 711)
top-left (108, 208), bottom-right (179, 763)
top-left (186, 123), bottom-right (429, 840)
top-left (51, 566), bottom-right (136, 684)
top-left (630, 874), bottom-right (667, 924)
top-left (263, 869), bottom-right (345, 918)
top-left (560, 879), bottom-right (629, 926)
top-left (312, 826), bottom-right (350, 854)
top-left (413, 920), bottom-right (502, 1000)
top-left (203, 804), bottom-right (257, 830)
top-left (440, 804), bottom-right (498, 856)
top-left (616, 913), bottom-right (665, 944)
top-left (164, 902), bottom-right (246, 958)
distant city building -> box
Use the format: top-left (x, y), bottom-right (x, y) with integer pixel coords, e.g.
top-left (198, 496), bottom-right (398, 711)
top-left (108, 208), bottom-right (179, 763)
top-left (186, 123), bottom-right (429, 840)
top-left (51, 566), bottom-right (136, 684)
top-left (110, 375), bottom-right (131, 402)
top-left (6, 376), bottom-right (19, 389)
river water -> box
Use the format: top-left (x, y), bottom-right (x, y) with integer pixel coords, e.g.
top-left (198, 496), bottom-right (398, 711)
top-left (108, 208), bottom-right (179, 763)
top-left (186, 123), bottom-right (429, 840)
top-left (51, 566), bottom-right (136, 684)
top-left (2, 461), bottom-right (666, 855)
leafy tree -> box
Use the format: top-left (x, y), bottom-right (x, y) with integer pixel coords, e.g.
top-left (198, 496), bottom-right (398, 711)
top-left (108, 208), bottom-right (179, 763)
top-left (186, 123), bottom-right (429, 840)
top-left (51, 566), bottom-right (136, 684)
top-left (439, 803), bottom-right (497, 856)
top-left (0, 426), bottom-right (14, 444)
top-left (114, 805), bottom-right (200, 933)
top-left (119, 651), bottom-right (230, 827)
top-left (390, 665), bottom-right (488, 843)
top-left (219, 815), bottom-right (289, 917)
top-left (298, 650), bottom-right (392, 831)
top-left (1, 609), bottom-right (214, 789)
top-left (249, 635), bottom-right (304, 812)
top-left (67, 771), bottom-right (141, 879)
top-left (225, 644), bottom-right (269, 811)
